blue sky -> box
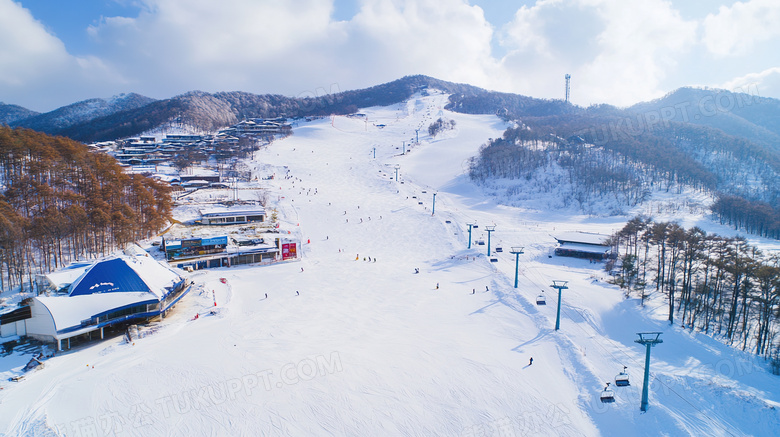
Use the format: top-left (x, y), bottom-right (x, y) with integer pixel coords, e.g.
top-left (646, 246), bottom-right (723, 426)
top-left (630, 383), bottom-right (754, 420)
top-left (2, 0), bottom-right (779, 112)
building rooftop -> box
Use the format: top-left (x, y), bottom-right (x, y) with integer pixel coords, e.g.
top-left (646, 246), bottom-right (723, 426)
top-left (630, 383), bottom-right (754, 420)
top-left (554, 231), bottom-right (610, 246)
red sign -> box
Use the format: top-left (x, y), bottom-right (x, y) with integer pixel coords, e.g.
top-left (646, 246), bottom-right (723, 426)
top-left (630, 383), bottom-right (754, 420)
top-left (282, 243), bottom-right (297, 260)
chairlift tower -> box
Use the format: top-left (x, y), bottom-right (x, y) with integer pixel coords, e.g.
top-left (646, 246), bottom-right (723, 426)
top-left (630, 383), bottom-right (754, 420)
top-left (432, 193), bottom-right (437, 216)
top-left (635, 332), bottom-right (663, 412)
top-left (394, 164), bottom-right (400, 181)
top-left (485, 226), bottom-right (496, 256)
top-left (509, 247), bottom-right (524, 288)
top-left (565, 74), bottom-right (571, 103)
top-left (466, 223), bottom-right (477, 249)
top-left (550, 280), bottom-right (569, 331)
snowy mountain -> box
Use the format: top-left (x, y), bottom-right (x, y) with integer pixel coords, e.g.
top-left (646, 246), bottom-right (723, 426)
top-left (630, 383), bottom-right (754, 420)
top-left (0, 102), bottom-right (38, 125)
top-left (1, 91), bottom-right (779, 436)
top-left (10, 93), bottom-right (156, 134)
top-left (46, 76), bottom-right (490, 143)
top-left (628, 87), bottom-right (780, 149)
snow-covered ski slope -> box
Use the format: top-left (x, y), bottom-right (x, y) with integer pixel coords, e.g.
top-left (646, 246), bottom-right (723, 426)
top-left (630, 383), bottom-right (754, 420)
top-left (2, 92), bottom-right (780, 436)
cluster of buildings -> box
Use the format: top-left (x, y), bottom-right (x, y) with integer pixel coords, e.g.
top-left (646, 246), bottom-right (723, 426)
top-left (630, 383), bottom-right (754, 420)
top-left (0, 117), bottom-right (303, 355)
top-left (163, 204), bottom-right (297, 271)
top-left (106, 118), bottom-right (291, 167)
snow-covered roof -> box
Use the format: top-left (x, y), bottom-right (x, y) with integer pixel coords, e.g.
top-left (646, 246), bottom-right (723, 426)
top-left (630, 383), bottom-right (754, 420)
top-left (65, 253), bottom-right (183, 300)
top-left (199, 205), bottom-right (266, 217)
top-left (183, 168), bottom-right (219, 177)
top-left (555, 243), bottom-right (611, 254)
top-left (42, 261), bottom-right (93, 290)
top-left (554, 231), bottom-right (610, 246)
top-left (35, 292), bottom-right (159, 333)
top-left (31, 253), bottom-right (185, 336)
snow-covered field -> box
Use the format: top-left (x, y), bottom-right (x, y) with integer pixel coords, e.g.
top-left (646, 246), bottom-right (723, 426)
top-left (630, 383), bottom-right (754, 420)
top-left (2, 92), bottom-right (780, 436)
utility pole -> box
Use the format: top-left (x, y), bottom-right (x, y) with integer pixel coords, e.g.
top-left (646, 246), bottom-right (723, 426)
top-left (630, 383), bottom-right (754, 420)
top-left (635, 332), bottom-right (663, 412)
top-left (485, 226), bottom-right (496, 256)
top-left (550, 280), bottom-right (569, 331)
top-left (432, 193), bottom-right (436, 215)
top-left (466, 223), bottom-right (477, 249)
top-left (372, 147), bottom-right (376, 159)
top-left (509, 247), bottom-right (524, 288)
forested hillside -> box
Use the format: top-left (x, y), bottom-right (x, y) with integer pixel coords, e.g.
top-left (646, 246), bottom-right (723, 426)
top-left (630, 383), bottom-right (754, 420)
top-left (469, 104), bottom-right (780, 237)
top-left (0, 127), bottom-right (172, 292)
top-left (629, 87), bottom-right (780, 149)
top-left (611, 217), bottom-right (780, 360)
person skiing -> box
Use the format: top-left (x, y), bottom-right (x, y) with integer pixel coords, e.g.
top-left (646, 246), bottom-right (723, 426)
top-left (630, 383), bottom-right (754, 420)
top-left (436, 283), bottom-right (439, 289)
top-left (485, 285), bottom-right (489, 292)
top-left (472, 289), bottom-right (475, 294)
top-left (264, 293), bottom-right (268, 299)
top-left (296, 291), bottom-right (299, 296)
top-left (529, 357), bottom-right (533, 366)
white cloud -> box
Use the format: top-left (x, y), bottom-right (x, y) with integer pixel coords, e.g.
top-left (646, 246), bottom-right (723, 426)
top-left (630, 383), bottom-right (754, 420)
top-left (4, 0), bottom-right (780, 112)
top-left (82, 0), bottom-right (502, 99)
top-left (0, 0), bottom-right (128, 111)
top-left (0, 0), bottom-right (69, 86)
top-left (345, 0), bottom-right (500, 89)
top-left (702, 0), bottom-right (780, 57)
top-left (497, 0), bottom-right (698, 107)
top-left (720, 67), bottom-right (780, 100)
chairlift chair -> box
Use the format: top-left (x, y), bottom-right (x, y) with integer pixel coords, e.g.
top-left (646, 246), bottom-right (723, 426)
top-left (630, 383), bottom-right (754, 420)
top-left (600, 382), bottom-right (615, 403)
top-left (536, 294), bottom-right (547, 305)
top-left (495, 247), bottom-right (503, 253)
top-left (476, 239), bottom-right (485, 246)
top-left (490, 258), bottom-right (498, 262)
top-left (615, 366), bottom-right (630, 387)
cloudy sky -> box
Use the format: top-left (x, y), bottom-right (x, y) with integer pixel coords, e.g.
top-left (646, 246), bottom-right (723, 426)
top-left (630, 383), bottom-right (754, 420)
top-left (2, 0), bottom-right (779, 112)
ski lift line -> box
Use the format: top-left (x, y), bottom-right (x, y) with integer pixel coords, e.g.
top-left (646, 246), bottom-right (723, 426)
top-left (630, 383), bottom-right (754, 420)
top-left (553, 306), bottom-right (737, 433)
top-left (447, 214), bottom-right (735, 430)
top-left (486, 246), bottom-right (726, 427)
top-left (515, 264), bottom-right (660, 390)
top-left (468, 234), bottom-right (736, 433)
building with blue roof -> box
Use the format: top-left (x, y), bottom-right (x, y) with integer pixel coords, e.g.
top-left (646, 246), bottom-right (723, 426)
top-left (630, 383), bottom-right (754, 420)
top-left (26, 248), bottom-right (190, 350)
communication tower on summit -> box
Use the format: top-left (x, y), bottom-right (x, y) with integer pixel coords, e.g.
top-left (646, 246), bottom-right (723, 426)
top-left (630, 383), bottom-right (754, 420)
top-left (565, 74), bottom-right (571, 103)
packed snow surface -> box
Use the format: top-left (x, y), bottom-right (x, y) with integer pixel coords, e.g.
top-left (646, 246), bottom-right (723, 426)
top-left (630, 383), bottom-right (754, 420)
top-left (1, 92), bottom-right (779, 436)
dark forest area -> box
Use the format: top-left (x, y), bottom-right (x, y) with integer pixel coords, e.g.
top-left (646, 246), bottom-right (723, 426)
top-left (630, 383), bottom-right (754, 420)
top-left (0, 127), bottom-right (172, 292)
